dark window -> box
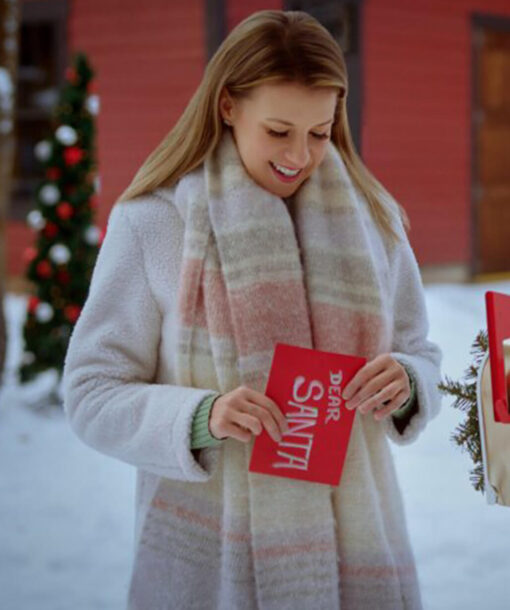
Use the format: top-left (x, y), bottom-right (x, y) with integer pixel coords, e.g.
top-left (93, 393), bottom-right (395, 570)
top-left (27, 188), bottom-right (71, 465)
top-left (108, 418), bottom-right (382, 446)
top-left (10, 0), bottom-right (68, 222)
top-left (205, 0), bottom-right (226, 62)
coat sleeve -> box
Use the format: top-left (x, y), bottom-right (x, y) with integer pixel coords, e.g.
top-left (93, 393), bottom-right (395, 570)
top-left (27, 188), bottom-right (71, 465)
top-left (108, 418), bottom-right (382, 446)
top-left (61, 201), bottom-right (220, 482)
top-left (380, 229), bottom-right (443, 445)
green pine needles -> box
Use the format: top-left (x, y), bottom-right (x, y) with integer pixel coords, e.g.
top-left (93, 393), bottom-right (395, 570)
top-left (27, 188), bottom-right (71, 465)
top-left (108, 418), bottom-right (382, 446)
top-left (438, 329), bottom-right (489, 494)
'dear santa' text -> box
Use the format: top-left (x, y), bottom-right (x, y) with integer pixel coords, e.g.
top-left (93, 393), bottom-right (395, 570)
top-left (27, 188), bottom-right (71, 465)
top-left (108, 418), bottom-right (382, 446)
top-left (272, 371), bottom-right (344, 472)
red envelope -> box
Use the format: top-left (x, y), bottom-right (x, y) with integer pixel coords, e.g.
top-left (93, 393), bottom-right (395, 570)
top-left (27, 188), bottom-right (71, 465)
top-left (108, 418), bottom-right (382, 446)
top-left (248, 342), bottom-right (366, 486)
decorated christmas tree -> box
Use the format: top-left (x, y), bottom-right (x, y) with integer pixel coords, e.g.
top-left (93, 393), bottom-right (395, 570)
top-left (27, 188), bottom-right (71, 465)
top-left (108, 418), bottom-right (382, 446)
top-left (19, 51), bottom-right (103, 384)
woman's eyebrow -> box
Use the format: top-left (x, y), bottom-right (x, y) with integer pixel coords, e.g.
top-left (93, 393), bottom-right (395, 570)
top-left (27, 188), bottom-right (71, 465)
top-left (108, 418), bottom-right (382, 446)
top-left (265, 117), bottom-right (334, 127)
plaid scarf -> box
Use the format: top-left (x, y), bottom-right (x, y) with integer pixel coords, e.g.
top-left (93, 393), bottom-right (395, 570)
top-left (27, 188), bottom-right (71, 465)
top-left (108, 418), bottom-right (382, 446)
top-left (149, 129), bottom-right (422, 609)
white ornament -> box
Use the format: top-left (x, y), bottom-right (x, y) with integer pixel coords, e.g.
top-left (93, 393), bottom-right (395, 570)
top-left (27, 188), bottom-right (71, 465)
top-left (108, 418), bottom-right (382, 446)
top-left (27, 210), bottom-right (46, 230)
top-left (85, 94), bottom-right (100, 115)
top-left (21, 351), bottom-right (36, 365)
top-left (83, 225), bottom-right (101, 245)
top-left (34, 140), bottom-right (52, 162)
top-left (35, 302), bottom-right (54, 323)
top-left (55, 124), bottom-right (78, 146)
top-left (93, 175), bottom-right (101, 195)
top-left (39, 184), bottom-right (60, 206)
top-left (49, 243), bottom-right (71, 265)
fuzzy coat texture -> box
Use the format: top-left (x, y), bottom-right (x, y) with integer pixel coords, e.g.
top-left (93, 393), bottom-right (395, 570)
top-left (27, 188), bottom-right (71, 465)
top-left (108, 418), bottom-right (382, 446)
top-left (62, 129), bottom-right (443, 610)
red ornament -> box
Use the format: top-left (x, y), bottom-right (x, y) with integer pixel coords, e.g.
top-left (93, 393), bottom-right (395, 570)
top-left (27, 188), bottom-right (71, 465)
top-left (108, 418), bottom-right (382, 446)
top-left (56, 269), bottom-right (71, 285)
top-left (64, 304), bottom-right (81, 323)
top-left (63, 146), bottom-right (84, 166)
top-left (46, 167), bottom-right (61, 181)
top-left (23, 247), bottom-right (38, 263)
top-left (43, 222), bottom-right (59, 239)
top-left (28, 296), bottom-right (40, 314)
top-left (56, 202), bottom-right (74, 221)
top-left (36, 260), bottom-right (53, 279)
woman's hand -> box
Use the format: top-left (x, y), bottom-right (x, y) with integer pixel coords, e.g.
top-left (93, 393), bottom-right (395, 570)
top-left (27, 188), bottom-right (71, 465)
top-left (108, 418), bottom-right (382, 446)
top-left (209, 385), bottom-right (289, 443)
top-left (342, 353), bottom-right (411, 421)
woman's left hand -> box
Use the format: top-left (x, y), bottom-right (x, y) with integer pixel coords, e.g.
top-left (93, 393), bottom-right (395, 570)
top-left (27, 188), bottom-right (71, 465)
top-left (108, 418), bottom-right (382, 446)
top-left (342, 353), bottom-right (411, 421)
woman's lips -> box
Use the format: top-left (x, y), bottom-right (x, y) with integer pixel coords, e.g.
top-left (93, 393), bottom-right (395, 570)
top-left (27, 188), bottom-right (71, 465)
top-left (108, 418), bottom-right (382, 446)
top-left (269, 161), bottom-right (302, 183)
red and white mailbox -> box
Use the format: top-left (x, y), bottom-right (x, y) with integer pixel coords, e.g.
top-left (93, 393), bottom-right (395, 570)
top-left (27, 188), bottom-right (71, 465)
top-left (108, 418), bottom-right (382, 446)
top-left (477, 291), bottom-right (510, 506)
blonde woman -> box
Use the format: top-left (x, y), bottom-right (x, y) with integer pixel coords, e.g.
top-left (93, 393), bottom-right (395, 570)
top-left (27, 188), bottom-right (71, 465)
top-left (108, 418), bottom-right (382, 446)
top-left (62, 10), bottom-right (442, 610)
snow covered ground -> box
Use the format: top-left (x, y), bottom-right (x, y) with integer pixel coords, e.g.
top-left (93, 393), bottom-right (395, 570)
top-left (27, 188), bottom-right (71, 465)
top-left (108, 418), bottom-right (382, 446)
top-left (1, 282), bottom-right (510, 610)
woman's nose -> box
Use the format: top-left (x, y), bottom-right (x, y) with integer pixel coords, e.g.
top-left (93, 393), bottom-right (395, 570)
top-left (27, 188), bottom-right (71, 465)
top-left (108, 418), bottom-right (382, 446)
top-left (284, 139), bottom-right (310, 168)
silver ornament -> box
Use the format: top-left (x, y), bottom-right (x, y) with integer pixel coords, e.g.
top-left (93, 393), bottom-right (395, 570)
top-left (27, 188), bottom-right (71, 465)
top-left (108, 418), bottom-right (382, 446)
top-left (35, 302), bottom-right (54, 323)
top-left (34, 140), bottom-right (52, 162)
top-left (39, 184), bottom-right (60, 206)
top-left (83, 225), bottom-right (101, 245)
top-left (49, 243), bottom-right (71, 265)
top-left (26, 210), bottom-right (46, 230)
top-left (55, 124), bottom-right (78, 146)
top-left (85, 94), bottom-right (100, 115)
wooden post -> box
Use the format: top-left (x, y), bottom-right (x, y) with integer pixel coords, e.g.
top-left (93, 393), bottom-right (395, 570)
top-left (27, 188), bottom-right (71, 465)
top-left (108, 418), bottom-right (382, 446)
top-left (0, 0), bottom-right (20, 377)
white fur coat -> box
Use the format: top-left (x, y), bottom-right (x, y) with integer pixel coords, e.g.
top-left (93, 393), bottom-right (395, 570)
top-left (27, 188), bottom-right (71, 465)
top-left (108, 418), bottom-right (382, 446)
top-left (62, 188), bottom-right (442, 609)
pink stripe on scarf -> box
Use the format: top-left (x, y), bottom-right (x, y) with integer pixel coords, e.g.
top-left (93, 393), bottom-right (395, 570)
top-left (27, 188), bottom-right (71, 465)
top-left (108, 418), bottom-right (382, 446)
top-left (228, 280), bottom-right (311, 354)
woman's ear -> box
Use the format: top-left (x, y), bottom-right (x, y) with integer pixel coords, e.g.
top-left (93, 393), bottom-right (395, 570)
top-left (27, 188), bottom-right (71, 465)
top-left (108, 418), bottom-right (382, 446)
top-left (219, 87), bottom-right (235, 124)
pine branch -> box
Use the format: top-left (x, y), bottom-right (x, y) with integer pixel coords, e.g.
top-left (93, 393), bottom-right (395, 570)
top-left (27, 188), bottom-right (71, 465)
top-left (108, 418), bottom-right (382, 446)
top-left (440, 329), bottom-right (488, 495)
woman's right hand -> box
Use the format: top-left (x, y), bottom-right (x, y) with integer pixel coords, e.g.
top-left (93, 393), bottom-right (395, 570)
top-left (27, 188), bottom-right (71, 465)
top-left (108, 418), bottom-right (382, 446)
top-left (209, 385), bottom-right (289, 443)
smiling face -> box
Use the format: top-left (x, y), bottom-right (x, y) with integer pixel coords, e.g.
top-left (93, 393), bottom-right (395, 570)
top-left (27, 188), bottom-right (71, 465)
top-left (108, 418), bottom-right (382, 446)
top-left (219, 82), bottom-right (339, 197)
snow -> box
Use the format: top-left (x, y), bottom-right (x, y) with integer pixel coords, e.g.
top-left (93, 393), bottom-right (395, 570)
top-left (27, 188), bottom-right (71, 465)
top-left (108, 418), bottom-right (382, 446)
top-left (1, 282), bottom-right (510, 610)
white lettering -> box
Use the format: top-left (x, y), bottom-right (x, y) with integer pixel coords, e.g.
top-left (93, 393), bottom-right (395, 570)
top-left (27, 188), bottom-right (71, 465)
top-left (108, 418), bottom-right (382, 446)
top-left (293, 376), bottom-right (324, 403)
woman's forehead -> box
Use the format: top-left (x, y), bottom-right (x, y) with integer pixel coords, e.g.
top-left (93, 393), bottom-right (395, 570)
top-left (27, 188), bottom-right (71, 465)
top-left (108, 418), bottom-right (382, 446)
top-left (244, 83), bottom-right (337, 120)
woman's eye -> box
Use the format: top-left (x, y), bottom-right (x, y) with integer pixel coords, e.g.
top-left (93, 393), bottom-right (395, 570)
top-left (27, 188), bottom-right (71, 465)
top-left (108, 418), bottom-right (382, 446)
top-left (267, 129), bottom-right (330, 140)
top-left (267, 129), bottom-right (287, 138)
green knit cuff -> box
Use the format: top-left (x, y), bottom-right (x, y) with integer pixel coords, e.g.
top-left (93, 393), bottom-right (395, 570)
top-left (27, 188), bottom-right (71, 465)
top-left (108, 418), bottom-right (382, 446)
top-left (190, 393), bottom-right (226, 449)
top-left (392, 364), bottom-right (417, 420)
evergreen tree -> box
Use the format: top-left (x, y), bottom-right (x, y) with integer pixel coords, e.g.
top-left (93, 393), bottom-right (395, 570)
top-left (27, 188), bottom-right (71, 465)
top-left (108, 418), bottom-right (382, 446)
top-left (438, 329), bottom-right (488, 494)
top-left (19, 51), bottom-right (102, 384)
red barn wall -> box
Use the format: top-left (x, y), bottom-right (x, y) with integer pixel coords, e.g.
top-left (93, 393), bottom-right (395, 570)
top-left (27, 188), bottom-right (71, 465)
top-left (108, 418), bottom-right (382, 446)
top-left (363, 0), bottom-right (510, 266)
top-left (69, 0), bottom-right (205, 230)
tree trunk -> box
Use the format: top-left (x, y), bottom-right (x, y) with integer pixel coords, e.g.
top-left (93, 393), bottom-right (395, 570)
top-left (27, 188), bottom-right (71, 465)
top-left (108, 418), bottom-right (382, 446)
top-left (0, 0), bottom-right (20, 380)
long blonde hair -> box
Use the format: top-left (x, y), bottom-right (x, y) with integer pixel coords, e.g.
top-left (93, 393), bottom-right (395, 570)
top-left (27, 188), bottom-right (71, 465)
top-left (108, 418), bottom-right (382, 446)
top-left (116, 9), bottom-right (410, 246)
